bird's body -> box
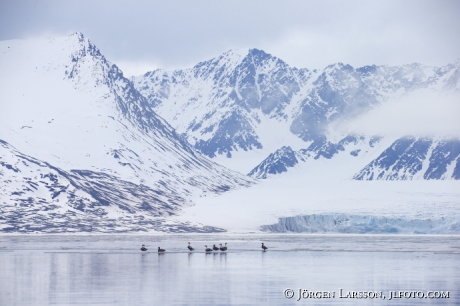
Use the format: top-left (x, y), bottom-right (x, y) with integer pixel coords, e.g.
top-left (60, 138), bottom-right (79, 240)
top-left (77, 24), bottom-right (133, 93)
top-left (212, 244), bottom-right (219, 251)
top-left (220, 243), bottom-right (227, 251)
top-left (188, 242), bottom-right (194, 251)
top-left (158, 247), bottom-right (165, 253)
top-left (140, 244), bottom-right (147, 251)
top-left (204, 245), bottom-right (213, 252)
top-left (261, 243), bottom-right (268, 251)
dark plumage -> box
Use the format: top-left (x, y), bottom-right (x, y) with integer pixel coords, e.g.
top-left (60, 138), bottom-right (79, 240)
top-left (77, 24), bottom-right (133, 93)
top-left (140, 244), bottom-right (147, 251)
top-left (204, 245), bottom-right (213, 252)
top-left (188, 242), bottom-right (194, 251)
top-left (212, 244), bottom-right (219, 251)
top-left (261, 243), bottom-right (268, 251)
top-left (158, 247), bottom-right (165, 253)
top-left (220, 243), bottom-right (227, 251)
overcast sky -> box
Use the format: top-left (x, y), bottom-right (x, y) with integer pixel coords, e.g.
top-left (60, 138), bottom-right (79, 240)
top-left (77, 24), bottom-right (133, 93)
top-left (1, 0), bottom-right (459, 76)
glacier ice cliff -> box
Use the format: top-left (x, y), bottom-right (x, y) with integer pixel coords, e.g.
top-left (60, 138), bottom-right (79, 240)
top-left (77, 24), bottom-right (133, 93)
top-left (261, 213), bottom-right (460, 234)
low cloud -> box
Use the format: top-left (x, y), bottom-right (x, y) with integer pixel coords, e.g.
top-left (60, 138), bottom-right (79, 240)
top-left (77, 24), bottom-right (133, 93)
top-left (335, 91), bottom-right (460, 138)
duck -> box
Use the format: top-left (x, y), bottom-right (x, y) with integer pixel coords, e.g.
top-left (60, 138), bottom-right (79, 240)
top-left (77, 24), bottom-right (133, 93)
top-left (140, 244), bottom-right (147, 251)
top-left (204, 245), bottom-right (213, 252)
top-left (158, 247), bottom-right (166, 253)
top-left (219, 243), bottom-right (227, 251)
top-left (187, 242), bottom-right (194, 251)
top-left (261, 243), bottom-right (268, 251)
top-left (212, 244), bottom-right (219, 251)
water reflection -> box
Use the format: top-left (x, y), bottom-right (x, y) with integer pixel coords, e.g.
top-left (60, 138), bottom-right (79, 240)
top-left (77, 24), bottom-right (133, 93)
top-left (0, 235), bottom-right (459, 305)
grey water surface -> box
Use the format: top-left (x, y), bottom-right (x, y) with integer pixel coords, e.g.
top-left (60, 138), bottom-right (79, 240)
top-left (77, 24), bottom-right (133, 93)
top-left (0, 234), bottom-right (459, 305)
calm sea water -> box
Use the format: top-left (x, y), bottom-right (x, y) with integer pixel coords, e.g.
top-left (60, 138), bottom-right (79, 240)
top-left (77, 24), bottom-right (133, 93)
top-left (0, 234), bottom-right (459, 305)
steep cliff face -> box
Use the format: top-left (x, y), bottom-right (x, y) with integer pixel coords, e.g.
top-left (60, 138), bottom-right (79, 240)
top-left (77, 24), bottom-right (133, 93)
top-left (261, 213), bottom-right (460, 234)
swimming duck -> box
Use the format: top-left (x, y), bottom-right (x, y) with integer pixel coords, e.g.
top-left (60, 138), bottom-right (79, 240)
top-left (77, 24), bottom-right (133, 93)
top-left (158, 247), bottom-right (166, 253)
top-left (220, 243), bottom-right (227, 251)
top-left (188, 242), bottom-right (194, 251)
top-left (204, 245), bottom-right (213, 252)
top-left (212, 244), bottom-right (219, 251)
top-left (140, 244), bottom-right (147, 251)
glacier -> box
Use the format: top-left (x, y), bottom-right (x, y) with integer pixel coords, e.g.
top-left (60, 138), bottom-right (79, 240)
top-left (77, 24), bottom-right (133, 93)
top-left (261, 213), bottom-right (460, 234)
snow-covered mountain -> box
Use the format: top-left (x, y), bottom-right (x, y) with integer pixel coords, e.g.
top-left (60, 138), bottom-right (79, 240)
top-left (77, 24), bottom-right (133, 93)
top-left (354, 137), bottom-right (460, 180)
top-left (249, 135), bottom-right (460, 181)
top-left (2, 32), bottom-right (459, 234)
top-left (132, 49), bottom-right (309, 170)
top-left (133, 50), bottom-right (460, 174)
top-left (0, 33), bottom-right (253, 233)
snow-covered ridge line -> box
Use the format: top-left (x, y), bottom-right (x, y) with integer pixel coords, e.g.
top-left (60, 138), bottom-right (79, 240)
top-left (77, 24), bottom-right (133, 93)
top-left (0, 32), bottom-right (254, 189)
top-left (67, 32), bottom-right (188, 145)
top-left (0, 32), bottom-right (257, 233)
top-left (133, 46), bottom-right (460, 167)
top-left (261, 213), bottom-right (460, 234)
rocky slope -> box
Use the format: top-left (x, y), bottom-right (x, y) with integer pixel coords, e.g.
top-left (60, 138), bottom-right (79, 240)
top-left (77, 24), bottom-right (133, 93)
top-left (0, 140), bottom-right (226, 233)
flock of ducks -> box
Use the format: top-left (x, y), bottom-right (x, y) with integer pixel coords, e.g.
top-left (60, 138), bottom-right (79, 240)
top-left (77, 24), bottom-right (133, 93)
top-left (140, 242), bottom-right (269, 253)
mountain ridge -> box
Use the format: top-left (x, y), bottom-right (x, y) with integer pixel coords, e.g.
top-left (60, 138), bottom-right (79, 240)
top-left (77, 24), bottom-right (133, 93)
top-left (133, 48), bottom-right (460, 176)
top-left (0, 32), bottom-right (254, 233)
